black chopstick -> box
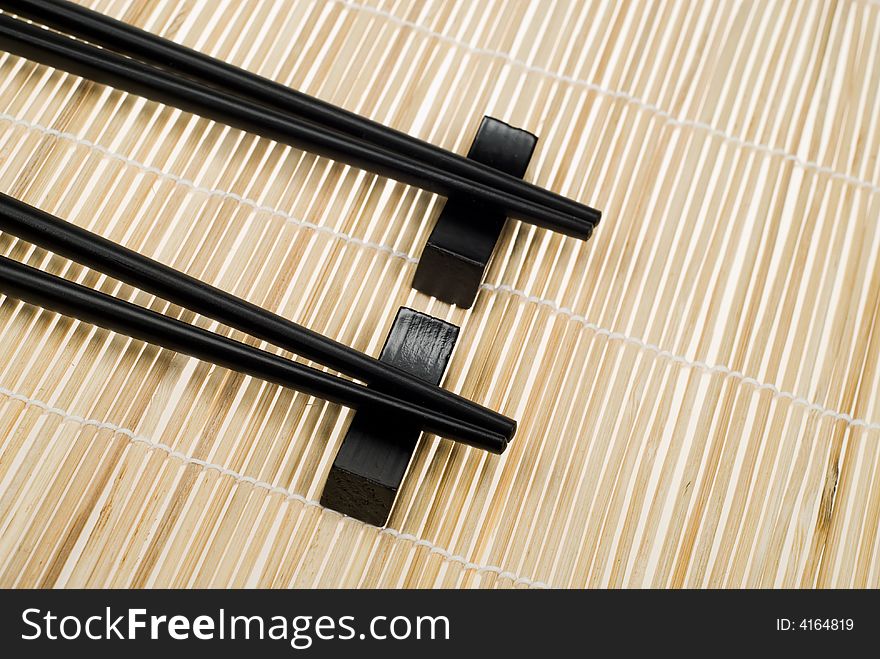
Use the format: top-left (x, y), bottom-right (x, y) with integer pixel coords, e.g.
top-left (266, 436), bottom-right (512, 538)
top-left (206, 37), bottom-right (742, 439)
top-left (1, 0), bottom-right (601, 231)
top-left (0, 192), bottom-right (516, 443)
top-left (0, 254), bottom-right (507, 453)
top-left (0, 13), bottom-right (593, 240)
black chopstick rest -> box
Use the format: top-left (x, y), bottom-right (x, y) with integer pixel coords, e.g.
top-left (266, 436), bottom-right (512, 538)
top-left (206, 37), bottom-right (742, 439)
top-left (412, 117), bottom-right (538, 308)
top-left (321, 308), bottom-right (459, 526)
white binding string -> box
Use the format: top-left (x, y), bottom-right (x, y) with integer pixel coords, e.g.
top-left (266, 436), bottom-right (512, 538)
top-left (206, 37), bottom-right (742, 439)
top-left (1, 111), bottom-right (878, 433)
top-left (0, 384), bottom-right (551, 589)
top-left (483, 283), bottom-right (880, 433)
top-left (335, 0), bottom-right (880, 194)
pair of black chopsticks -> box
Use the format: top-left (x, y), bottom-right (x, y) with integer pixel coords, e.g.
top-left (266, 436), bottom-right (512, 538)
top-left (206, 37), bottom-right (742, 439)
top-left (0, 0), bottom-right (601, 239)
top-left (0, 193), bottom-right (512, 453)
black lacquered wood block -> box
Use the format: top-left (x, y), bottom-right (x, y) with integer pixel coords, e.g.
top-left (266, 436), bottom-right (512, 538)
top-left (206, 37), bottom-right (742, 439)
top-left (321, 307), bottom-right (459, 526)
top-left (411, 117), bottom-right (538, 308)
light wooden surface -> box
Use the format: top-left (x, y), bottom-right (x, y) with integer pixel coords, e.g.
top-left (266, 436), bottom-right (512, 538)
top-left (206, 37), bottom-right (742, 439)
top-left (0, 0), bottom-right (879, 588)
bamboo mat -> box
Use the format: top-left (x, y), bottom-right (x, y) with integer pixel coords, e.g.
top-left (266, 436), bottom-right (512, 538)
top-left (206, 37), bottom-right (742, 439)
top-left (0, 0), bottom-right (879, 589)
